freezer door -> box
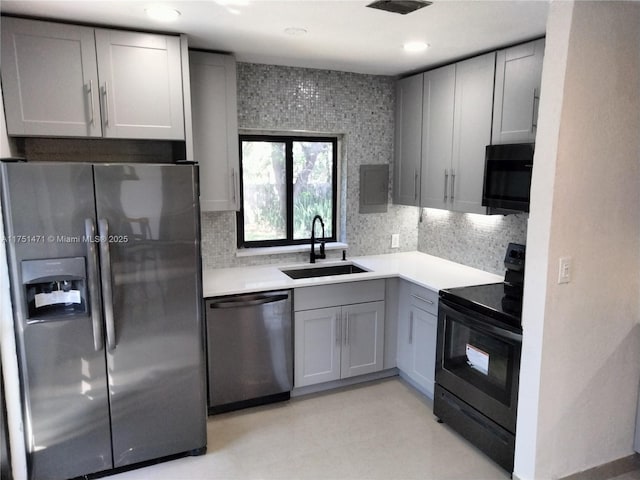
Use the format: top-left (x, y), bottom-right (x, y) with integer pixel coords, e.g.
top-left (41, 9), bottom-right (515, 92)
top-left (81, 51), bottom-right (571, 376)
top-left (93, 164), bottom-right (206, 468)
top-left (0, 162), bottom-right (112, 480)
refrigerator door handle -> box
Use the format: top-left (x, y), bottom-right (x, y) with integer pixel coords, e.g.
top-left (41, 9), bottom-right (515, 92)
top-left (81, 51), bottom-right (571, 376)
top-left (85, 219), bottom-right (104, 351)
top-left (98, 218), bottom-right (116, 350)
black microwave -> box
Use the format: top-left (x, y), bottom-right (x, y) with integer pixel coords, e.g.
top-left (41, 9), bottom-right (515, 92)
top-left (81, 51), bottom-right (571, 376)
top-left (482, 143), bottom-right (534, 213)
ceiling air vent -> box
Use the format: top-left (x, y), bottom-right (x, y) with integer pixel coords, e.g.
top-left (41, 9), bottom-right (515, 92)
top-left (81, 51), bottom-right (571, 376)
top-left (366, 0), bottom-right (432, 15)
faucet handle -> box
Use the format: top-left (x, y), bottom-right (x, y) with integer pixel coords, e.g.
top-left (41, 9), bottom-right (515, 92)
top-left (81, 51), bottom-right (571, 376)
top-left (319, 241), bottom-right (326, 258)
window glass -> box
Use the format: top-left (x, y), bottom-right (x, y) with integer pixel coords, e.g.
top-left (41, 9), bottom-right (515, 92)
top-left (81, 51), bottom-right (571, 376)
top-left (292, 141), bottom-right (334, 240)
top-left (241, 141), bottom-right (287, 242)
top-left (238, 135), bottom-right (337, 248)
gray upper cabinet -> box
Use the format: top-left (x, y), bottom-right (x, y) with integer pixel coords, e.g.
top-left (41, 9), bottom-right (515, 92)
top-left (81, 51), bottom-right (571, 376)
top-left (420, 64), bottom-right (455, 211)
top-left (189, 51), bottom-right (239, 211)
top-left (492, 38), bottom-right (545, 144)
top-left (1, 17), bottom-right (102, 137)
top-left (450, 52), bottom-right (495, 214)
top-left (1, 17), bottom-right (185, 140)
top-left (419, 52), bottom-right (495, 214)
top-left (95, 29), bottom-right (184, 140)
top-left (393, 74), bottom-right (423, 206)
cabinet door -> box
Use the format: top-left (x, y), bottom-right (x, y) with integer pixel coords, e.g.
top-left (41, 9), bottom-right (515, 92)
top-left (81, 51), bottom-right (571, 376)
top-left (420, 64), bottom-right (455, 210)
top-left (492, 39), bottom-right (545, 144)
top-left (189, 52), bottom-right (240, 211)
top-left (409, 306), bottom-right (438, 397)
top-left (341, 301), bottom-right (385, 379)
top-left (1, 17), bottom-right (101, 137)
top-left (393, 74), bottom-right (423, 206)
top-left (95, 29), bottom-right (184, 140)
top-left (396, 281), bottom-right (411, 372)
top-left (294, 307), bottom-right (341, 387)
top-left (451, 52), bottom-right (495, 214)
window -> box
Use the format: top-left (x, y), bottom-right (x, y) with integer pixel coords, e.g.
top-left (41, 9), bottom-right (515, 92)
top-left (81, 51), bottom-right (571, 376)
top-left (237, 134), bottom-right (338, 248)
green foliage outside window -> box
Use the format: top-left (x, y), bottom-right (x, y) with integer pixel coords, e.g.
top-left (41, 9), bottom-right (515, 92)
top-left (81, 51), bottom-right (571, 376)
top-left (239, 136), bottom-right (336, 246)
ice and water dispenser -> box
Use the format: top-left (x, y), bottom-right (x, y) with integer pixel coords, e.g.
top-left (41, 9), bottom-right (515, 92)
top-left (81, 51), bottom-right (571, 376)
top-left (21, 257), bottom-right (88, 321)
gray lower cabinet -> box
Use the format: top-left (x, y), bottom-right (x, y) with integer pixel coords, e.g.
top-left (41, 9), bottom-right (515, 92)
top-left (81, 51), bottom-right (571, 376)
top-left (393, 74), bottom-right (423, 206)
top-left (492, 38), bottom-right (545, 144)
top-left (294, 281), bottom-right (386, 388)
top-left (396, 281), bottom-right (438, 397)
top-left (1, 17), bottom-right (185, 140)
top-left (189, 51), bottom-right (240, 211)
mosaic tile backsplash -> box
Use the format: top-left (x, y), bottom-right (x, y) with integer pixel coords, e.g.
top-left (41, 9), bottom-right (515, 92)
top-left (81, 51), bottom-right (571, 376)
top-left (200, 62), bottom-right (528, 273)
top-left (201, 62), bottom-right (419, 269)
top-left (417, 209), bottom-right (529, 275)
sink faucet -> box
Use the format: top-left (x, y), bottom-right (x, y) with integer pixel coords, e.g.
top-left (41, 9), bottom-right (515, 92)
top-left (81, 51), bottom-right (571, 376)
top-left (310, 215), bottom-right (326, 264)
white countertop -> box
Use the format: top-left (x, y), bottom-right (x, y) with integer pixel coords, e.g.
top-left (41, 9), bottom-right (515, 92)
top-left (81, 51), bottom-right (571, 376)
top-left (202, 251), bottom-right (503, 297)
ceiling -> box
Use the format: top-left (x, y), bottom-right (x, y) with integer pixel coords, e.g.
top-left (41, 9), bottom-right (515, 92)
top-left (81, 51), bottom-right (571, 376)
top-left (0, 0), bottom-right (550, 76)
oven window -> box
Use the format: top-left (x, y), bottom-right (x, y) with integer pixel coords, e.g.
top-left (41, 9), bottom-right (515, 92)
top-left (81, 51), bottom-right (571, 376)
top-left (443, 318), bottom-right (515, 406)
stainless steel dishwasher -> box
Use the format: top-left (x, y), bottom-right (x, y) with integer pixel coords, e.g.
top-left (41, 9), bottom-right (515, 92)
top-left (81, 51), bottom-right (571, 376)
top-left (205, 290), bottom-right (293, 414)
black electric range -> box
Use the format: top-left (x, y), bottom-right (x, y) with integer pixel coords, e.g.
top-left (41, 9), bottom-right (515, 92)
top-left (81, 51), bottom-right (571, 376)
top-left (439, 282), bottom-right (522, 329)
top-left (440, 242), bottom-right (525, 329)
top-left (434, 243), bottom-right (526, 473)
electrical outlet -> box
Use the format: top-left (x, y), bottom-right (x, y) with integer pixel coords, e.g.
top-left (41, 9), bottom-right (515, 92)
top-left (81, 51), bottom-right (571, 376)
top-left (391, 233), bottom-right (400, 248)
top-left (558, 256), bottom-right (572, 284)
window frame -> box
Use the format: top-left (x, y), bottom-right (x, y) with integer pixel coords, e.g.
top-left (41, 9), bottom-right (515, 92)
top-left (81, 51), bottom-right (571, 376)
top-left (236, 134), bottom-right (338, 248)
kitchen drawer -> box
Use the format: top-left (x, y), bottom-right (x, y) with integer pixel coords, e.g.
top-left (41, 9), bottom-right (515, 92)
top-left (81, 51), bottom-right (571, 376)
top-left (408, 283), bottom-right (438, 315)
top-left (294, 279), bottom-right (385, 312)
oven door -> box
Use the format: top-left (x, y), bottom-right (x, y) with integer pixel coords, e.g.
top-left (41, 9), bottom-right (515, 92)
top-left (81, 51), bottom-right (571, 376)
top-left (435, 298), bottom-right (522, 433)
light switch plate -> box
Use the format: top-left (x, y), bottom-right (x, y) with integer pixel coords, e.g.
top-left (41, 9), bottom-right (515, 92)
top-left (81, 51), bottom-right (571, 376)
top-left (391, 233), bottom-right (400, 248)
top-left (558, 256), bottom-right (572, 284)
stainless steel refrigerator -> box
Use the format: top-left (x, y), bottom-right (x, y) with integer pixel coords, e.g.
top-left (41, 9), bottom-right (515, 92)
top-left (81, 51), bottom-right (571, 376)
top-left (0, 162), bottom-right (207, 480)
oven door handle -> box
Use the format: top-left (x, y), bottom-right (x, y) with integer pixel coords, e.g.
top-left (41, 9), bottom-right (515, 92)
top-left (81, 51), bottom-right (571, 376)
top-left (440, 301), bottom-right (522, 342)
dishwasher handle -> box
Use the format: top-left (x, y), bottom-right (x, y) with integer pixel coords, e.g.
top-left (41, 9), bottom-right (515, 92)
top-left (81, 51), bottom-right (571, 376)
top-left (209, 293), bottom-right (289, 309)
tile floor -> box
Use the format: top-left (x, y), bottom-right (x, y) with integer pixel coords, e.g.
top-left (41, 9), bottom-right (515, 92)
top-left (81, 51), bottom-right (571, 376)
top-left (111, 378), bottom-right (510, 480)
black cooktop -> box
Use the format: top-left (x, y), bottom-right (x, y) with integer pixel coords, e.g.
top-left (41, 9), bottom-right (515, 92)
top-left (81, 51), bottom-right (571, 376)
top-left (440, 282), bottom-right (522, 328)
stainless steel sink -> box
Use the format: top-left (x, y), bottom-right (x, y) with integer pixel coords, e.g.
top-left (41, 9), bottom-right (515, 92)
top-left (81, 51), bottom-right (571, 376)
top-left (281, 263), bottom-right (369, 279)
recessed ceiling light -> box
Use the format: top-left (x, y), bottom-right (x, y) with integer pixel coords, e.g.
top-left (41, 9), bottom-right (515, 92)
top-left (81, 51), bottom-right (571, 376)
top-left (145, 5), bottom-right (181, 22)
top-left (403, 41), bottom-right (429, 53)
top-left (284, 27), bottom-right (308, 36)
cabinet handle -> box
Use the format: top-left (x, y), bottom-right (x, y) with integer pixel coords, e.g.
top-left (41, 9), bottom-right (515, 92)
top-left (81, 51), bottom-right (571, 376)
top-left (231, 169), bottom-right (237, 205)
top-left (414, 168), bottom-right (418, 201)
top-left (409, 311), bottom-right (414, 344)
top-left (411, 294), bottom-right (434, 305)
top-left (102, 83), bottom-right (110, 127)
top-left (450, 169), bottom-right (456, 202)
top-left (344, 314), bottom-right (349, 346)
top-left (444, 169), bottom-right (449, 202)
top-left (87, 80), bottom-right (95, 125)
top-left (531, 88), bottom-right (540, 132)
top-left (336, 314), bottom-right (341, 346)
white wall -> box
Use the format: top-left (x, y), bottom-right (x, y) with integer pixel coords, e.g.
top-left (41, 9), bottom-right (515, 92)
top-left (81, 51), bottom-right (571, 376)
top-left (515, 2), bottom-right (640, 479)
